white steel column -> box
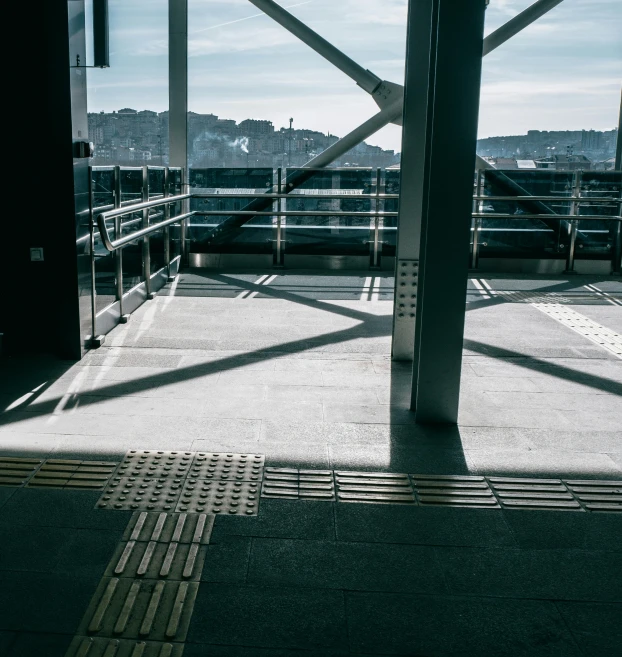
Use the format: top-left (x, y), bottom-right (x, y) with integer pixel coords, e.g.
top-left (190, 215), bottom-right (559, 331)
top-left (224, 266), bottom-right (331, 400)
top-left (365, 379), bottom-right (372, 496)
top-left (169, 0), bottom-right (188, 170)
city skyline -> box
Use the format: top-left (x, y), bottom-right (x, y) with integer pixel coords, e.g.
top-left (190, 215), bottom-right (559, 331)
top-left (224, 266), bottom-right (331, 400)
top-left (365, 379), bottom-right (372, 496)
top-left (86, 0), bottom-right (622, 153)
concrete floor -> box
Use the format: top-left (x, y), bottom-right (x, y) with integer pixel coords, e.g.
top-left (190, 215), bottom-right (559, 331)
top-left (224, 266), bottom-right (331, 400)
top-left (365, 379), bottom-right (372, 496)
top-left (1, 270), bottom-right (621, 656)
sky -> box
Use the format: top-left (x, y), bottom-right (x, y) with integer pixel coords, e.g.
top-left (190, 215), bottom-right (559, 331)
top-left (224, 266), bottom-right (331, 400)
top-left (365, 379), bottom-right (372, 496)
top-left (86, 0), bottom-right (622, 152)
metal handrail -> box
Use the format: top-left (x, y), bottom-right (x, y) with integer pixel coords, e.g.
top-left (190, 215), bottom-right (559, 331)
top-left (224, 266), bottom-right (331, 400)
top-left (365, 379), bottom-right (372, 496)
top-left (96, 192), bottom-right (193, 251)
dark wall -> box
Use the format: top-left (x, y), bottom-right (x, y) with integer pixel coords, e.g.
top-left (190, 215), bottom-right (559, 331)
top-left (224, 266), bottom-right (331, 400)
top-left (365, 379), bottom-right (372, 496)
top-left (2, 1), bottom-right (89, 360)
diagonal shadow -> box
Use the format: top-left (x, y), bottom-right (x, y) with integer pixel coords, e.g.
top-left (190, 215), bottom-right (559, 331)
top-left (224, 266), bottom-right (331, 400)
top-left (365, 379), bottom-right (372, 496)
top-left (464, 339), bottom-right (622, 396)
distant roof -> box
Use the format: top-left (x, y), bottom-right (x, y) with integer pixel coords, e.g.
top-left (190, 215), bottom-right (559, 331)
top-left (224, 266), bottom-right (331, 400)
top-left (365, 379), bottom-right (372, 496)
top-left (516, 160), bottom-right (537, 169)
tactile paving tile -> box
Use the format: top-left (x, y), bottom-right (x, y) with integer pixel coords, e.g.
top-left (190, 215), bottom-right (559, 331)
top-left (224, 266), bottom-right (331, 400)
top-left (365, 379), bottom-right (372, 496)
top-left (487, 477), bottom-right (581, 510)
top-left (123, 512), bottom-right (215, 544)
top-left (175, 479), bottom-right (260, 515)
top-left (96, 477), bottom-right (184, 511)
top-left (65, 636), bottom-right (184, 657)
top-left (188, 452), bottom-right (264, 482)
top-left (411, 474), bottom-right (498, 508)
top-left (105, 540), bottom-right (206, 581)
top-left (0, 456), bottom-right (43, 486)
top-left (335, 471), bottom-right (415, 504)
top-left (564, 479), bottom-right (622, 512)
top-left (116, 451), bottom-right (195, 479)
top-left (261, 467), bottom-right (335, 500)
top-left (28, 460), bottom-right (118, 490)
top-left (78, 577), bottom-right (198, 642)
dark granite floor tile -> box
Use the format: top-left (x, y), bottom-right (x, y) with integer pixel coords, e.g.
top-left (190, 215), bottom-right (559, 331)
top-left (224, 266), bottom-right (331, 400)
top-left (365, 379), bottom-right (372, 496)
top-left (54, 528), bottom-right (123, 578)
top-left (437, 547), bottom-right (622, 601)
top-left (346, 592), bottom-right (582, 656)
top-left (583, 514), bottom-right (622, 553)
top-left (0, 487), bottom-right (16, 509)
top-left (0, 632), bottom-right (16, 654)
top-left (0, 488), bottom-right (131, 530)
top-left (335, 504), bottom-right (516, 547)
top-left (554, 601), bottom-right (622, 638)
top-left (7, 631), bottom-right (72, 657)
top-left (568, 632), bottom-right (622, 657)
top-left (502, 510), bottom-right (590, 550)
top-left (0, 571), bottom-right (100, 633)
top-left (184, 645), bottom-right (349, 657)
top-left (248, 538), bottom-right (447, 594)
top-left (211, 500), bottom-right (335, 541)
top-left (201, 535), bottom-right (252, 584)
top-left (0, 525), bottom-right (71, 573)
top-left (188, 584), bottom-right (347, 651)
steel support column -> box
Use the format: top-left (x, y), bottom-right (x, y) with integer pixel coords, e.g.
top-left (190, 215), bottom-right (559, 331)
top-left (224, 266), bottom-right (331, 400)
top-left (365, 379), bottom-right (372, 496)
top-left (409, 0), bottom-right (487, 423)
top-left (169, 0), bottom-right (187, 170)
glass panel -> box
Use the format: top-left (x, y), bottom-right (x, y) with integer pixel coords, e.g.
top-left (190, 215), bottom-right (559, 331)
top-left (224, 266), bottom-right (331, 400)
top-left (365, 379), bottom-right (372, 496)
top-left (91, 168), bottom-right (117, 312)
top-left (577, 171), bottom-right (622, 258)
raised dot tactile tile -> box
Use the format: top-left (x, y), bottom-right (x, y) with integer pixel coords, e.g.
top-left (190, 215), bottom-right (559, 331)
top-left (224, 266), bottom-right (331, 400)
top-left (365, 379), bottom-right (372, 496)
top-left (412, 474), bottom-right (498, 508)
top-left (65, 636), bottom-right (184, 657)
top-left (335, 471), bottom-right (415, 504)
top-left (116, 451), bottom-right (195, 479)
top-left (189, 452), bottom-right (264, 482)
top-left (78, 577), bottom-right (198, 642)
top-left (122, 512), bottom-right (215, 544)
top-left (97, 477), bottom-right (185, 511)
top-left (175, 479), bottom-right (260, 515)
top-left (261, 467), bottom-right (335, 500)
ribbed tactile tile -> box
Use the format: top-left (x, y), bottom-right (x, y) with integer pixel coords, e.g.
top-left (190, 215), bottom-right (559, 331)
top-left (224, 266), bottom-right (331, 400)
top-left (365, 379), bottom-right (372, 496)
top-left (335, 471), bottom-right (415, 504)
top-left (122, 512), bottom-right (215, 544)
top-left (564, 479), bottom-right (622, 512)
top-left (65, 636), bottom-right (184, 657)
top-left (116, 451), bottom-right (195, 479)
top-left (78, 577), bottom-right (198, 642)
top-left (28, 460), bottom-right (118, 490)
top-left (175, 479), bottom-right (260, 515)
top-left (189, 452), bottom-right (265, 482)
top-left (412, 475), bottom-right (498, 508)
top-left (97, 477), bottom-right (184, 511)
top-left (261, 467), bottom-right (335, 500)
top-left (105, 540), bottom-right (206, 581)
top-left (0, 456), bottom-right (43, 486)
top-left (488, 477), bottom-right (581, 510)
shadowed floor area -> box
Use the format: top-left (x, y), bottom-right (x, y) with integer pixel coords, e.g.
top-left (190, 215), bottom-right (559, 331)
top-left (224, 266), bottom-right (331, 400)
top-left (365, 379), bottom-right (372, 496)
top-left (1, 270), bottom-right (621, 656)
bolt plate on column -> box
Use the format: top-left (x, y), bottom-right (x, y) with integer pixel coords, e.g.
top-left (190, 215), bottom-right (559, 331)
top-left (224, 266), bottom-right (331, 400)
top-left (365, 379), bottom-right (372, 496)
top-left (97, 477), bottom-right (184, 511)
top-left (335, 471), bottom-right (415, 504)
top-left (261, 467), bottom-right (335, 500)
top-left (117, 451), bottom-right (195, 479)
top-left (65, 636), bottom-right (184, 657)
top-left (78, 577), bottom-right (198, 642)
top-left (176, 480), bottom-right (260, 515)
top-left (105, 541), bottom-right (206, 581)
top-left (123, 512), bottom-right (214, 544)
top-left (189, 452), bottom-right (264, 482)
top-left (395, 259), bottom-right (418, 321)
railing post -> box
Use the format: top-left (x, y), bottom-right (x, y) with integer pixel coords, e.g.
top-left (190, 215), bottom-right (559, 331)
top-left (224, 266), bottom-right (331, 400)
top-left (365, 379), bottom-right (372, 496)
top-left (274, 167), bottom-right (284, 268)
top-left (371, 168), bottom-right (381, 269)
top-left (564, 170), bottom-right (581, 274)
top-left (87, 165), bottom-right (105, 348)
top-left (180, 167), bottom-right (188, 267)
top-left (142, 166), bottom-right (155, 299)
top-left (471, 169), bottom-right (483, 270)
top-left (114, 166), bottom-right (129, 323)
top-left (163, 167), bottom-right (176, 282)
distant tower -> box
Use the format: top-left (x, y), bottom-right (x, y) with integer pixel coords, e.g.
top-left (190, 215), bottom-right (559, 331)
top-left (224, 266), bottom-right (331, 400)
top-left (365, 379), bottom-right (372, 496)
top-left (288, 118), bottom-right (293, 167)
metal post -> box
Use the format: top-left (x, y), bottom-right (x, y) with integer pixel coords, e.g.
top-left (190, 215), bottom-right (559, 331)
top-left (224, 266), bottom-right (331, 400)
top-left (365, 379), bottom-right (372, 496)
top-left (613, 198), bottom-right (622, 275)
top-left (113, 166), bottom-right (129, 323)
top-left (564, 170), bottom-right (581, 274)
top-left (88, 166), bottom-right (105, 348)
top-left (471, 169), bottom-right (482, 270)
top-left (371, 168), bottom-right (381, 269)
top-left (163, 167), bottom-right (175, 282)
top-left (180, 167), bottom-right (188, 265)
top-left (410, 0), bottom-right (487, 423)
top-left (274, 167), bottom-right (284, 268)
top-left (142, 166), bottom-right (155, 299)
